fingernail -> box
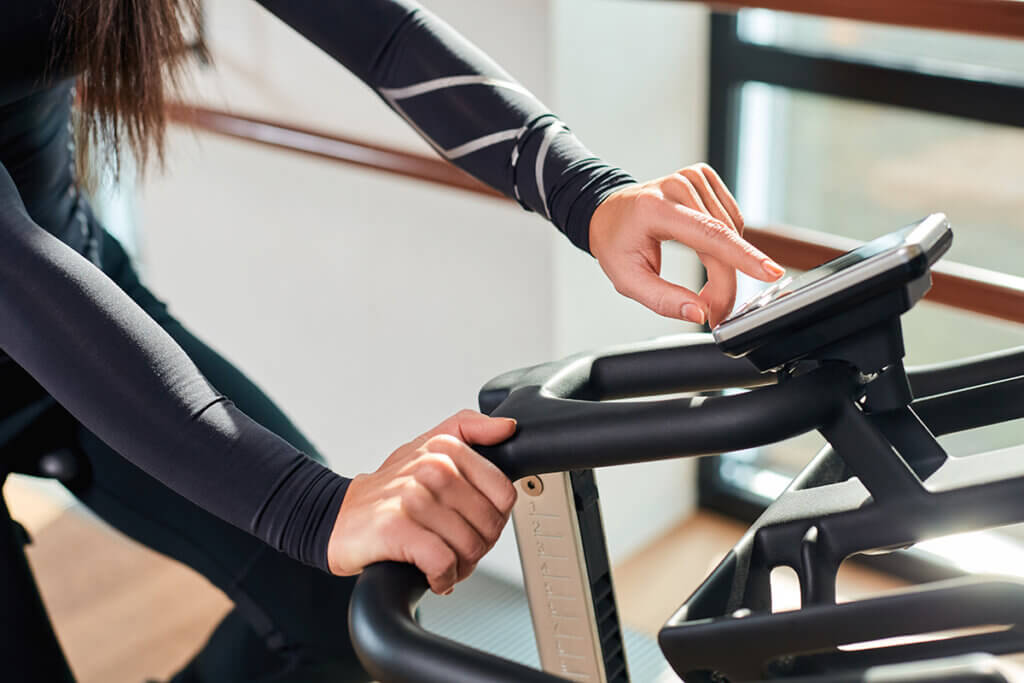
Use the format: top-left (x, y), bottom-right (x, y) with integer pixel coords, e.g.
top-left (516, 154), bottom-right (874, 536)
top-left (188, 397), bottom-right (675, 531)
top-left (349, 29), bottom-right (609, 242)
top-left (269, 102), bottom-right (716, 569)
top-left (762, 259), bottom-right (785, 278)
top-left (504, 418), bottom-right (518, 427)
top-left (682, 304), bottom-right (706, 324)
top-left (444, 587), bottom-right (454, 596)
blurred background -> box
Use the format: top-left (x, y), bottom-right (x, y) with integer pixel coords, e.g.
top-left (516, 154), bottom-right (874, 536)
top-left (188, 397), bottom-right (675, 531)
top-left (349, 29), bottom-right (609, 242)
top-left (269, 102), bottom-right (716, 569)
top-left (6, 1), bottom-right (1023, 680)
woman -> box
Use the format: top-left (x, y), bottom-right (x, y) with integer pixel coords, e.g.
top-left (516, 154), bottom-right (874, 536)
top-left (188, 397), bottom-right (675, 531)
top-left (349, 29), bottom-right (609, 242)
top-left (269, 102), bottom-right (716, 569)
top-left (0, 0), bottom-right (783, 681)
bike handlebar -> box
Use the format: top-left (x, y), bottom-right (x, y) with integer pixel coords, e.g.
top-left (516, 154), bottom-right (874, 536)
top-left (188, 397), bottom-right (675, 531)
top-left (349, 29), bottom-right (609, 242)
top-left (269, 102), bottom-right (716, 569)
top-left (349, 334), bottom-right (867, 683)
top-left (478, 362), bottom-right (859, 481)
top-left (348, 562), bottom-right (556, 683)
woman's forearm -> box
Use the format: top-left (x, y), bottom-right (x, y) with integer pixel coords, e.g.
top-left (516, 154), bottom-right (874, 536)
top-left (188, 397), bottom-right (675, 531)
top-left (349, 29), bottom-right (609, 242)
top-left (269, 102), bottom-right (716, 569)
top-left (255, 0), bottom-right (636, 251)
top-left (0, 164), bottom-right (347, 571)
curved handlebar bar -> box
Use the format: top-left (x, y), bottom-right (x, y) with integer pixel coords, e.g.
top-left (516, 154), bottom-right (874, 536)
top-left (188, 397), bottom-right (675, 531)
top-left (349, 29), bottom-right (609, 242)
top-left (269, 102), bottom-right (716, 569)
top-left (348, 562), bottom-right (556, 683)
top-left (349, 334), bottom-right (865, 682)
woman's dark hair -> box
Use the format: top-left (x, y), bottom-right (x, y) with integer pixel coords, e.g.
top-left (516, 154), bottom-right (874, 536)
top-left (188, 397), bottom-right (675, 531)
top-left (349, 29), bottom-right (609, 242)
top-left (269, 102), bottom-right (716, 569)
top-left (54, 0), bottom-right (209, 177)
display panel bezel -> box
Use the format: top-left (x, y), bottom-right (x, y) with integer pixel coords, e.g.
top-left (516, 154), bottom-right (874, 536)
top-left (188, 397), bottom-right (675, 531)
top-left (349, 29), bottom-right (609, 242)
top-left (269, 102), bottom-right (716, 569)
top-left (714, 214), bottom-right (950, 347)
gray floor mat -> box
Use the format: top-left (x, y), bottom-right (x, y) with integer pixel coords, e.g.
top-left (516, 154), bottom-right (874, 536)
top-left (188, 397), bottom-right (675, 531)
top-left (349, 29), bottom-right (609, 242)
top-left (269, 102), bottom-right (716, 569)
top-left (418, 570), bottom-right (678, 681)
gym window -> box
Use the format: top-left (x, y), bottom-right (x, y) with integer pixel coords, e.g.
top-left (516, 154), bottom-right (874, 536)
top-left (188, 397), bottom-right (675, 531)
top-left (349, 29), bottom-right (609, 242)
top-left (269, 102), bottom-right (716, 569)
top-left (699, 9), bottom-right (1024, 575)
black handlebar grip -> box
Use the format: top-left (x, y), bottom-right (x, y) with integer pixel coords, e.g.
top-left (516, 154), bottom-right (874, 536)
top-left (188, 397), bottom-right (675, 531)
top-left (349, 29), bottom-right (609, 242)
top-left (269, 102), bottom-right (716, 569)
top-left (478, 334), bottom-right (771, 413)
top-left (589, 341), bottom-right (769, 399)
top-left (474, 362), bottom-right (859, 482)
top-left (349, 562), bottom-right (563, 683)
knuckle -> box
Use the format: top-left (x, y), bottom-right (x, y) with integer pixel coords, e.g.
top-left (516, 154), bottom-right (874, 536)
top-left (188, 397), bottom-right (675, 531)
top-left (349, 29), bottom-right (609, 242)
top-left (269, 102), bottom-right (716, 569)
top-left (633, 188), bottom-right (664, 214)
top-left (466, 538), bottom-right (488, 563)
top-left (652, 290), bottom-right (677, 318)
top-left (426, 433), bottom-right (462, 452)
top-left (486, 510), bottom-right (507, 541)
top-left (496, 482), bottom-right (517, 514)
top-left (696, 162), bottom-right (718, 181)
top-left (420, 539), bottom-right (453, 576)
top-left (424, 434), bottom-right (446, 450)
top-left (666, 173), bottom-right (695, 198)
top-left (433, 548), bottom-right (457, 578)
top-left (663, 176), bottom-right (696, 202)
top-left (679, 167), bottom-right (703, 184)
top-left (399, 480), bottom-right (428, 510)
top-left (456, 408), bottom-right (477, 421)
top-left (698, 215), bottom-right (729, 240)
top-left (663, 173), bottom-right (689, 192)
top-left (415, 457), bottom-right (455, 489)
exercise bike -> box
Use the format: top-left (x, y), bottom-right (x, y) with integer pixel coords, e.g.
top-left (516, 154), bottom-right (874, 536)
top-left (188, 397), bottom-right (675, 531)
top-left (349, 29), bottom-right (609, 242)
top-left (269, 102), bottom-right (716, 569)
top-left (349, 213), bottom-right (1024, 682)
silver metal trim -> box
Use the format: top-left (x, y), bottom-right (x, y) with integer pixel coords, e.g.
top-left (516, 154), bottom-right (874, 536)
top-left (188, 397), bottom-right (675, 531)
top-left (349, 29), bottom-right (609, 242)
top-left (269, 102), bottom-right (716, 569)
top-left (713, 214), bottom-right (949, 344)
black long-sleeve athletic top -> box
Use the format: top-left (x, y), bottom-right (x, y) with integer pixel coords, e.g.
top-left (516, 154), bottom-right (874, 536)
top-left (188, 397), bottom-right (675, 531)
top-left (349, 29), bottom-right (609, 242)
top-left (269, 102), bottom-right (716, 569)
top-left (0, 0), bottom-right (636, 571)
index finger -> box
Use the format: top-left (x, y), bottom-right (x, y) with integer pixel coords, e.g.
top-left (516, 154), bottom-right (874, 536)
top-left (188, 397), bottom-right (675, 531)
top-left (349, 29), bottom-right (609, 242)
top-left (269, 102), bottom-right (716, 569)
top-left (657, 205), bottom-right (784, 283)
top-left (696, 164), bottom-right (745, 235)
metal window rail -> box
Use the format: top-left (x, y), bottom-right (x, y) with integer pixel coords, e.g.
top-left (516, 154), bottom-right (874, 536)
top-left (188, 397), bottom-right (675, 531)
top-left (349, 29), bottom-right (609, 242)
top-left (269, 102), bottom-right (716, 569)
top-left (166, 103), bottom-right (1024, 326)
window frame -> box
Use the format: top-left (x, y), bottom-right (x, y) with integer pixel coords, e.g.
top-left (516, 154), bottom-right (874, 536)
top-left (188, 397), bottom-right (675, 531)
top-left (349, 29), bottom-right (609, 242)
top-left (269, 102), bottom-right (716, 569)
top-left (700, 11), bottom-right (1024, 527)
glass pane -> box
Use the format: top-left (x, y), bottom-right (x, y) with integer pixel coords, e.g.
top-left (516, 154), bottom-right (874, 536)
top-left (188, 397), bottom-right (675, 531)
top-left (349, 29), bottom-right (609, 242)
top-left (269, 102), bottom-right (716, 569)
top-left (719, 10), bottom-right (1024, 574)
top-left (735, 84), bottom-right (1024, 274)
top-left (737, 9), bottom-right (1024, 81)
top-left (726, 84), bottom-right (1024, 484)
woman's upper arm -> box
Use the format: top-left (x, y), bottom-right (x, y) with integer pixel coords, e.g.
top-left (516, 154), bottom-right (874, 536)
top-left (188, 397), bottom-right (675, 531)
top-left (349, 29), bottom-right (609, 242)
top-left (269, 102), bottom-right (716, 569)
top-left (0, 160), bottom-right (347, 570)
top-left (254, 0), bottom-right (416, 81)
top-left (249, 0), bottom-right (636, 252)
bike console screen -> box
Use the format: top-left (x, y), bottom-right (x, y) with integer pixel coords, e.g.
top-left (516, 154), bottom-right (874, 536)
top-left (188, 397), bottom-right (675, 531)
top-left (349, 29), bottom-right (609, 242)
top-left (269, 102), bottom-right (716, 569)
top-left (714, 213), bottom-right (953, 369)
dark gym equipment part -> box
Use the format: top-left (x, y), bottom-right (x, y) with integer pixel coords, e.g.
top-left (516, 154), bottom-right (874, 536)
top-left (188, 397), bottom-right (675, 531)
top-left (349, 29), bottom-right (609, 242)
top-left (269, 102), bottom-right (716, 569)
top-left (783, 653), bottom-right (1020, 682)
top-left (1, 397), bottom-right (87, 683)
top-left (350, 215), bottom-right (1024, 682)
top-left (713, 213), bottom-right (951, 372)
top-left (350, 336), bottom-right (1024, 682)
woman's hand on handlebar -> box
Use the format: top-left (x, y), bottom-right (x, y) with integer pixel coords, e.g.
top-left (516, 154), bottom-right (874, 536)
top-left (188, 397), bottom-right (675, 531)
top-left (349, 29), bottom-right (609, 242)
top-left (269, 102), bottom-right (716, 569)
top-left (326, 410), bottom-right (517, 595)
top-left (589, 163), bottom-right (785, 327)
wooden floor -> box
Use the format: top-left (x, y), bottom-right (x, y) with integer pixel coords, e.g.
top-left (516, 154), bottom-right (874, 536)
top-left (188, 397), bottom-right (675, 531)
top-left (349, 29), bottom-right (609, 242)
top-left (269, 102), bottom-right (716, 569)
top-left (8, 476), bottom-right (906, 682)
top-left (7, 476), bottom-right (232, 683)
top-left (612, 509), bottom-right (908, 636)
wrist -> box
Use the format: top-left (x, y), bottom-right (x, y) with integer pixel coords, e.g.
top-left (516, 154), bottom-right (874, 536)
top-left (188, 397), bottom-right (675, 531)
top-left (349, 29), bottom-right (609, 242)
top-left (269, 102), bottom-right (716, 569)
top-left (575, 176), bottom-right (637, 256)
top-left (325, 474), bottom-right (362, 576)
top-left (589, 184), bottom-right (639, 261)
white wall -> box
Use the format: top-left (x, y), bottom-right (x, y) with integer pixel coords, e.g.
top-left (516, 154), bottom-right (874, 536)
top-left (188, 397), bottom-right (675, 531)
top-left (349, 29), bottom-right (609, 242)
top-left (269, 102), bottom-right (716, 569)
top-left (548, 0), bottom-right (711, 563)
top-left (138, 0), bottom-right (710, 582)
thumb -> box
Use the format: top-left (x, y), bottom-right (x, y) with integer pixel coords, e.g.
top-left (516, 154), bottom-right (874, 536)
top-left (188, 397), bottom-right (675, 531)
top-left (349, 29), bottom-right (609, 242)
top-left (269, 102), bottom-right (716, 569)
top-left (459, 414), bottom-right (517, 446)
top-left (422, 410), bottom-right (517, 447)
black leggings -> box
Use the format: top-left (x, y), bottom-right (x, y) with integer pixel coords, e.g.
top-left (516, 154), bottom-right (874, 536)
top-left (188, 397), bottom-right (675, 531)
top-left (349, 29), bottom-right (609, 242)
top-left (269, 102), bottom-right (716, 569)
top-left (3, 230), bottom-right (370, 683)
